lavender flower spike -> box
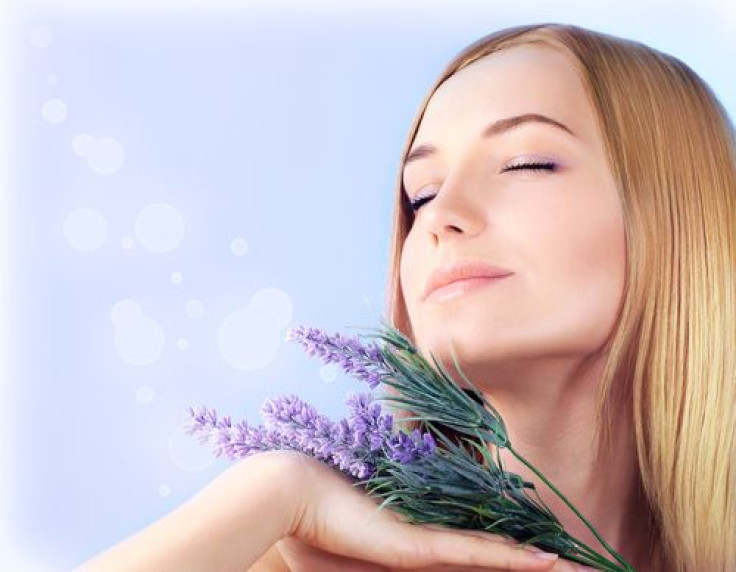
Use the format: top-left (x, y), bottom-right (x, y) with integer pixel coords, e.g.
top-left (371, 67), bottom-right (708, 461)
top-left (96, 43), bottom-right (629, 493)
top-left (260, 394), bottom-right (336, 462)
top-left (344, 391), bottom-right (437, 465)
top-left (183, 405), bottom-right (293, 460)
top-left (286, 325), bottom-right (387, 389)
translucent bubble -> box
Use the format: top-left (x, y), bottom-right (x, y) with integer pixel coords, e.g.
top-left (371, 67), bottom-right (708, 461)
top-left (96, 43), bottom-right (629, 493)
top-left (113, 315), bottom-right (165, 365)
top-left (157, 484), bottom-right (171, 498)
top-left (47, 73), bottom-right (59, 86)
top-left (136, 386), bottom-right (156, 404)
top-left (169, 428), bottom-right (214, 472)
top-left (230, 237), bottom-right (248, 256)
top-left (319, 364), bottom-right (338, 384)
top-left (121, 236), bottom-right (134, 249)
top-left (176, 338), bottom-right (189, 351)
top-left (62, 208), bottom-right (107, 252)
top-left (134, 203), bottom-right (185, 253)
top-left (184, 299), bottom-right (204, 318)
top-left (249, 287), bottom-right (293, 329)
top-left (72, 134), bottom-right (94, 157)
top-left (87, 137), bottom-right (125, 175)
top-left (29, 26), bottom-right (52, 48)
top-left (170, 272), bottom-right (183, 285)
top-left (110, 299), bottom-right (143, 327)
top-left (42, 98), bottom-right (67, 124)
top-left (217, 307), bottom-right (281, 371)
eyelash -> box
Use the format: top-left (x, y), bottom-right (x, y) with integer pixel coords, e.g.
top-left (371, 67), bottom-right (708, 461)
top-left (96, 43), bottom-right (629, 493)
top-left (407, 160), bottom-right (558, 212)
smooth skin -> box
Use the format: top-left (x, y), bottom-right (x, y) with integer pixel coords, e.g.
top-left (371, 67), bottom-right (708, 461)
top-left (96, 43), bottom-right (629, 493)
top-left (399, 45), bottom-right (652, 570)
top-left (76, 449), bottom-right (589, 571)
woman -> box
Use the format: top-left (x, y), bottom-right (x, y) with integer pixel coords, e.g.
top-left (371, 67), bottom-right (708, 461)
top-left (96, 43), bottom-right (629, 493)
top-left (76, 22), bottom-right (735, 572)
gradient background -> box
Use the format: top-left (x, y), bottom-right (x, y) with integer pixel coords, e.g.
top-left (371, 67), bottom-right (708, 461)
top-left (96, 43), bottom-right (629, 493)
top-left (0, 0), bottom-right (733, 569)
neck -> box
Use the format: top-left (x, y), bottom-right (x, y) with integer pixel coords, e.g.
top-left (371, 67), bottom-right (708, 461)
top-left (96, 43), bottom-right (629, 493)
top-left (469, 353), bottom-right (655, 571)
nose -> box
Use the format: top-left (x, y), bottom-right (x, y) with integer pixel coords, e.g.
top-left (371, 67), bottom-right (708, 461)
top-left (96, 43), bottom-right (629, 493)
top-left (417, 161), bottom-right (488, 241)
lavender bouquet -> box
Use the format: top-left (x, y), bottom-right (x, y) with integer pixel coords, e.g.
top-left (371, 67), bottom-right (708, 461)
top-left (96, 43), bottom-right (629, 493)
top-left (184, 319), bottom-right (635, 571)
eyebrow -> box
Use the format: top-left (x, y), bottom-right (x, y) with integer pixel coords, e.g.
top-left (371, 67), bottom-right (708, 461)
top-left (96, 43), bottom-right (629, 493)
top-left (403, 113), bottom-right (576, 169)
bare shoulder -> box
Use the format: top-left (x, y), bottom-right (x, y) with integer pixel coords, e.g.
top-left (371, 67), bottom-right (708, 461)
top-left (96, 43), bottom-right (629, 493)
top-left (247, 543), bottom-right (291, 572)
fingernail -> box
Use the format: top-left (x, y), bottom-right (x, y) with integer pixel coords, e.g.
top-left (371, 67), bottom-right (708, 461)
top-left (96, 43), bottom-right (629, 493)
top-left (526, 547), bottom-right (558, 561)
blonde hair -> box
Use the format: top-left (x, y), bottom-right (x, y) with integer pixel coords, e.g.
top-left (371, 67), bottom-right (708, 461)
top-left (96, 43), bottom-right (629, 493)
top-left (382, 23), bottom-right (736, 571)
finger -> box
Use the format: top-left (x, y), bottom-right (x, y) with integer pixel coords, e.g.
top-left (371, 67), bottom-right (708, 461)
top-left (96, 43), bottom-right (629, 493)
top-left (411, 528), bottom-right (560, 570)
top-left (420, 524), bottom-right (521, 547)
top-left (395, 555), bottom-right (591, 572)
top-left (349, 519), bottom-right (556, 571)
top-left (416, 526), bottom-right (596, 572)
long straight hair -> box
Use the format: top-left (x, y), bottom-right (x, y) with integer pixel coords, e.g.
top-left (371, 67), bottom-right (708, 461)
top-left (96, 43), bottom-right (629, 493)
top-left (383, 23), bottom-right (736, 571)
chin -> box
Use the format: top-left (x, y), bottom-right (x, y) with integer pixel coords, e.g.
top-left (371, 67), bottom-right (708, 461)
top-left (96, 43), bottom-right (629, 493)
top-left (416, 333), bottom-right (491, 382)
top-left (414, 328), bottom-right (534, 391)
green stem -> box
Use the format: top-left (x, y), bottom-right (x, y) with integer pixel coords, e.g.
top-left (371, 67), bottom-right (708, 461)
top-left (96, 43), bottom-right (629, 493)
top-left (563, 534), bottom-right (622, 570)
top-left (564, 551), bottom-right (619, 571)
top-left (507, 444), bottom-right (633, 571)
top-left (569, 538), bottom-right (625, 571)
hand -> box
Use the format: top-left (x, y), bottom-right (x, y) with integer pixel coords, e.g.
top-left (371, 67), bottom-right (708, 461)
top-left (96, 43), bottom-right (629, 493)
top-left (269, 450), bottom-right (587, 571)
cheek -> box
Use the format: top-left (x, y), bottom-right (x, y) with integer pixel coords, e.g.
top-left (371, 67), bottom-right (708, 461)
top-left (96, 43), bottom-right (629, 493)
top-left (399, 236), bottom-right (419, 303)
top-left (526, 187), bottom-right (626, 345)
top-left (560, 190), bottom-right (624, 283)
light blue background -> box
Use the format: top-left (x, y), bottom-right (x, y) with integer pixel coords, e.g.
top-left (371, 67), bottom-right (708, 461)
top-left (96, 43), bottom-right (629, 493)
top-left (5, 2), bottom-right (735, 570)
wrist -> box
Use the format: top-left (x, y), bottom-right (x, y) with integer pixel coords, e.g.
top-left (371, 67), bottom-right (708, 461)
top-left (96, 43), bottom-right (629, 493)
top-left (228, 450), bottom-right (307, 539)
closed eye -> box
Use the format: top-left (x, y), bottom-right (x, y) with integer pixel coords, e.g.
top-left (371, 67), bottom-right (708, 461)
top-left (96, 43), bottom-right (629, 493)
top-left (407, 160), bottom-right (558, 212)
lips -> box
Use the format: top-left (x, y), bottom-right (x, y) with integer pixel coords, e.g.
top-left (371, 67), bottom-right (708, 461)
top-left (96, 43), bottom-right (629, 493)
top-left (423, 259), bottom-right (513, 302)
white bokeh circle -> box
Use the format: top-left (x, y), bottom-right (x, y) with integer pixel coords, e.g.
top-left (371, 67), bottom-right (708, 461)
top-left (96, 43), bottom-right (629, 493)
top-left (62, 208), bottom-right (108, 252)
top-left (217, 307), bottom-right (281, 371)
top-left (134, 203), bottom-right (185, 253)
top-left (72, 134), bottom-right (94, 157)
top-left (249, 287), bottom-right (292, 329)
top-left (136, 386), bottom-right (156, 404)
top-left (184, 299), bottom-right (204, 318)
top-left (87, 137), bottom-right (125, 175)
top-left (110, 299), bottom-right (143, 328)
top-left (42, 98), bottom-right (68, 124)
top-left (230, 237), bottom-right (248, 256)
top-left (113, 311), bottom-right (165, 365)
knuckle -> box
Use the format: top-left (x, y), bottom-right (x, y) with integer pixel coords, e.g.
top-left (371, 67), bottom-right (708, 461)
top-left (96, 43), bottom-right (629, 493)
top-left (398, 536), bottom-right (431, 568)
top-left (396, 529), bottom-right (442, 568)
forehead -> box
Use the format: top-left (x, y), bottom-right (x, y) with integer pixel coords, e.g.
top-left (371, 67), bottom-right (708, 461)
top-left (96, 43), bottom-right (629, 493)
top-left (414, 45), bottom-right (596, 144)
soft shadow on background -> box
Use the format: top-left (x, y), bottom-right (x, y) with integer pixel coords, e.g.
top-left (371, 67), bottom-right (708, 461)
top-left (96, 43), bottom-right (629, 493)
top-left (0, 0), bottom-right (733, 569)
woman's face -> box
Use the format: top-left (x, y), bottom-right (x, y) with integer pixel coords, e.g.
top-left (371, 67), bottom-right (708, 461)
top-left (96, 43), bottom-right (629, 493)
top-left (399, 45), bottom-right (626, 387)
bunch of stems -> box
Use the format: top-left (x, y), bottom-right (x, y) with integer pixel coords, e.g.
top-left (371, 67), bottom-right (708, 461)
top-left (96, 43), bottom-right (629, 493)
top-left (346, 320), bottom-right (635, 571)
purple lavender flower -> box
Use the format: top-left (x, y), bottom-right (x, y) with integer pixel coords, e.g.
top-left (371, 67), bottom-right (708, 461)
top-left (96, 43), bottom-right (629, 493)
top-left (345, 392), bottom-right (392, 452)
top-left (184, 405), bottom-right (294, 460)
top-left (184, 393), bottom-right (438, 481)
top-left (387, 429), bottom-right (437, 463)
top-left (285, 326), bottom-right (387, 389)
top-left (260, 394), bottom-right (337, 462)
